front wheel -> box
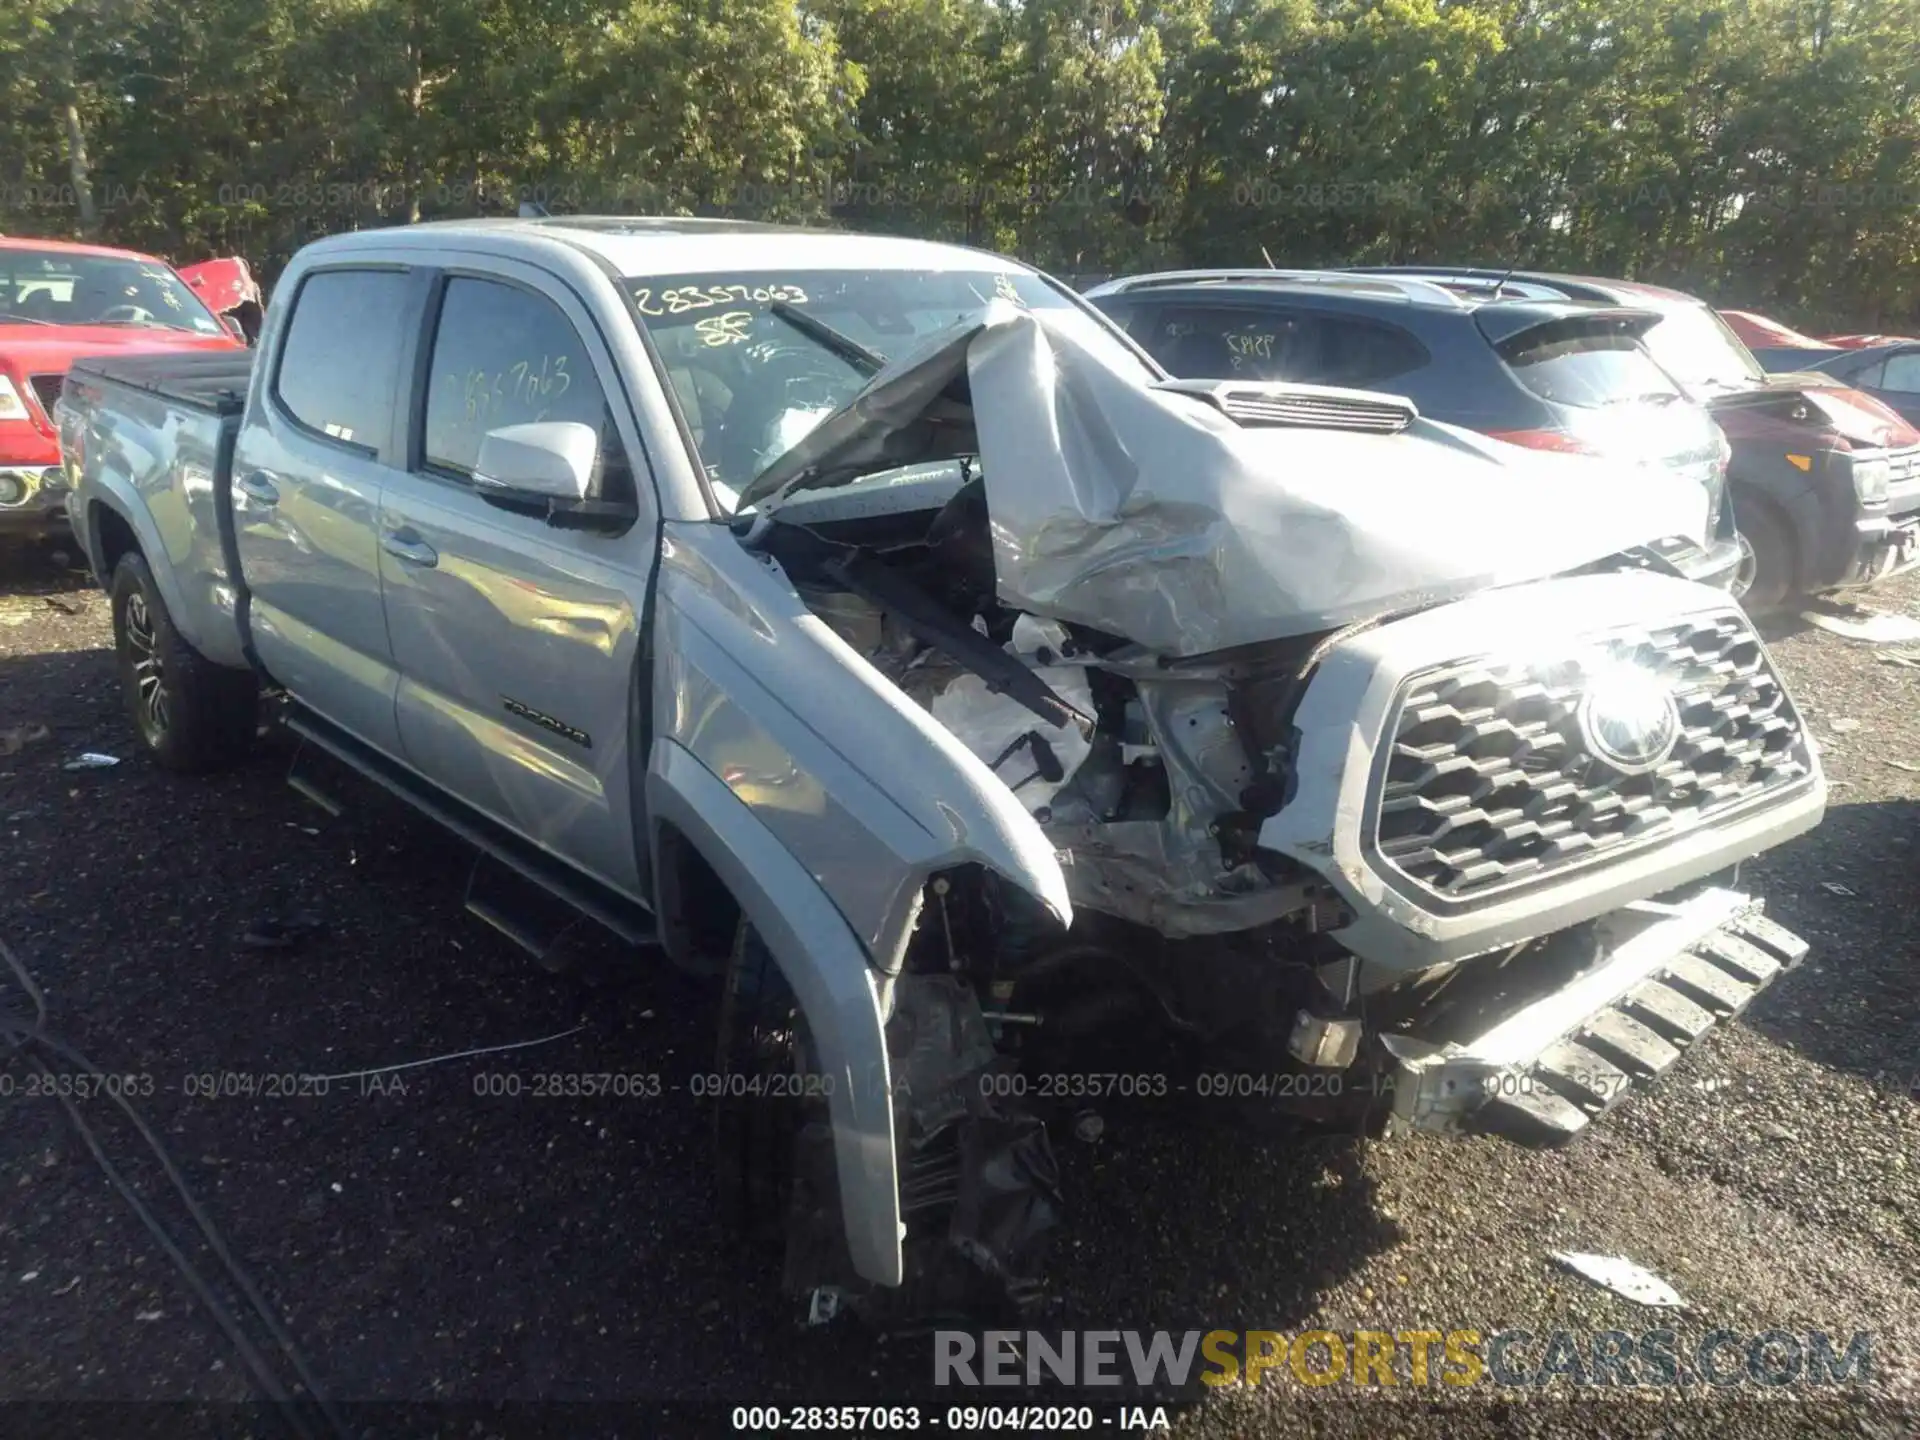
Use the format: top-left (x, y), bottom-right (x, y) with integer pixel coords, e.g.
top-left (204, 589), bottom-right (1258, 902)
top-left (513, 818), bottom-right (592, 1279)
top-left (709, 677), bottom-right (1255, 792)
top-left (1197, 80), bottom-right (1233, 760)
top-left (712, 918), bottom-right (806, 1246)
top-left (110, 552), bottom-right (258, 772)
top-left (1731, 494), bottom-right (1797, 615)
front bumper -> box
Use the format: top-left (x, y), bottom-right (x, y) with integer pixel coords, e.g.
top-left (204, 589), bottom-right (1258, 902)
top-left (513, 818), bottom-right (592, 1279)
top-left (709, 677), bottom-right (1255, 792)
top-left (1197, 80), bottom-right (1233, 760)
top-left (1841, 508), bottom-right (1920, 586)
top-left (0, 464), bottom-right (73, 537)
top-left (1380, 886), bottom-right (1807, 1145)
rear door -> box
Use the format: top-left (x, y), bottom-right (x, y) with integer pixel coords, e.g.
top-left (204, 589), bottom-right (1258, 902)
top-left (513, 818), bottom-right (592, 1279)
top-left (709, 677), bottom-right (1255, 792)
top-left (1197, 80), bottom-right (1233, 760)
top-left (230, 263), bottom-right (419, 755)
top-left (376, 261), bottom-right (656, 899)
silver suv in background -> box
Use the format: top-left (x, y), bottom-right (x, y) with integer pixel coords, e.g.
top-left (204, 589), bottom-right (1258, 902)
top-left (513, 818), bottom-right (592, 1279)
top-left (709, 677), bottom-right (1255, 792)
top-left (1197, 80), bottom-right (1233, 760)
top-left (59, 218), bottom-right (1824, 1322)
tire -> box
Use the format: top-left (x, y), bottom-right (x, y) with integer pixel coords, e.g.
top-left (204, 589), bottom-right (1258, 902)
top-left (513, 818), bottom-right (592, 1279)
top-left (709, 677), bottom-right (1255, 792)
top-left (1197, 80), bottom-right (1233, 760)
top-left (1732, 492), bottom-right (1797, 616)
top-left (712, 918), bottom-right (805, 1246)
top-left (109, 551), bottom-right (258, 772)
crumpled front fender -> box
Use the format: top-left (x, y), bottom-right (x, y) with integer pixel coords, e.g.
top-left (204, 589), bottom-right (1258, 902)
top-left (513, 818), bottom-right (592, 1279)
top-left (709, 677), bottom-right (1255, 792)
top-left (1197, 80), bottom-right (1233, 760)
top-left (646, 739), bottom-right (904, 1286)
top-left (653, 521), bottom-right (1071, 975)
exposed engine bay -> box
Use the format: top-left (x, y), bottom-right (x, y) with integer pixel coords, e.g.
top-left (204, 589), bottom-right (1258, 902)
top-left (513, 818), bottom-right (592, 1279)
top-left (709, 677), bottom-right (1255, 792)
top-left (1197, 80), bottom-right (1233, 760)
top-left (754, 459), bottom-right (1352, 941)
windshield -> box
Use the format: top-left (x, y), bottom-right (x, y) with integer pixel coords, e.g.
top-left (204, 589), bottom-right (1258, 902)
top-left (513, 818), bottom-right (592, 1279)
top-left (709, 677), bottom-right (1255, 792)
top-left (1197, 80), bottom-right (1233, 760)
top-left (0, 248), bottom-right (225, 335)
top-left (1638, 303), bottom-right (1765, 390)
top-left (624, 268), bottom-right (1131, 511)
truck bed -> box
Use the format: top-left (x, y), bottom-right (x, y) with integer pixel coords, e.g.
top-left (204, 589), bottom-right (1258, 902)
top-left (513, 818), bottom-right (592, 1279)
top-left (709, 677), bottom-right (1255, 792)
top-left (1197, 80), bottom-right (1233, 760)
top-left (66, 350), bottom-right (255, 417)
top-left (62, 350), bottom-right (254, 671)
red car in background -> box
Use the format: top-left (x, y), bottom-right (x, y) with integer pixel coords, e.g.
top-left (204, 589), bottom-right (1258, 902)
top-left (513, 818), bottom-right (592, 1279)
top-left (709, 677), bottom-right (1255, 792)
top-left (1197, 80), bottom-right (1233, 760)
top-left (1720, 310), bottom-right (1838, 352)
top-left (1721, 309), bottom-right (1919, 354)
top-left (177, 256), bottom-right (266, 344)
top-left (1, 237), bottom-right (248, 541)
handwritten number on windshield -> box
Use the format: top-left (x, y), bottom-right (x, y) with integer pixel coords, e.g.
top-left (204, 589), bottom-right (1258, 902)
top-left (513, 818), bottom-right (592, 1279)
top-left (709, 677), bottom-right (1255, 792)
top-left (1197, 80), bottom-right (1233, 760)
top-left (631, 283), bottom-right (808, 318)
top-left (696, 312), bottom-right (755, 347)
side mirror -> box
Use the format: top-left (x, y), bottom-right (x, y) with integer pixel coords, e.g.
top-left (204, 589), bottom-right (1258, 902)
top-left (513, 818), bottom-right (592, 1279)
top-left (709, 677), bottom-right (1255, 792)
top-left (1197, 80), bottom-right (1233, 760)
top-left (475, 421), bottom-right (596, 501)
top-left (221, 313), bottom-right (247, 341)
top-left (472, 421), bottom-right (636, 531)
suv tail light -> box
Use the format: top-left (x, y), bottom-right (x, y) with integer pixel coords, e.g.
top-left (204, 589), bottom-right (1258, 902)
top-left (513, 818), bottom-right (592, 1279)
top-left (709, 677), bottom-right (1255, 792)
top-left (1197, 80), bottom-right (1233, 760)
top-left (1481, 427), bottom-right (1602, 457)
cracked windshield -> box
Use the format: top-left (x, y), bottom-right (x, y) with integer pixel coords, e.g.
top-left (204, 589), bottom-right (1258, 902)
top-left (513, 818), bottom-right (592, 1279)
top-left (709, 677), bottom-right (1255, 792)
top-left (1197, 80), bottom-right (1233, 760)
top-left (626, 268), bottom-right (1125, 510)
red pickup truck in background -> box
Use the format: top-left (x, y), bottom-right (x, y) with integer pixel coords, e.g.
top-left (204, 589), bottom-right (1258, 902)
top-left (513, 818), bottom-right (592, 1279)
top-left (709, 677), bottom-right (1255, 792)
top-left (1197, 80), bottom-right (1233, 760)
top-left (1, 237), bottom-right (249, 541)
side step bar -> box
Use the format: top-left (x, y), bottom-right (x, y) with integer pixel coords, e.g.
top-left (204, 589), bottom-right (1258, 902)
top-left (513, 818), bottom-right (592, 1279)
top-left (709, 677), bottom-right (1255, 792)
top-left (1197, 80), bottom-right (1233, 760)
top-left (282, 706), bottom-right (658, 955)
top-left (1381, 889), bottom-right (1808, 1146)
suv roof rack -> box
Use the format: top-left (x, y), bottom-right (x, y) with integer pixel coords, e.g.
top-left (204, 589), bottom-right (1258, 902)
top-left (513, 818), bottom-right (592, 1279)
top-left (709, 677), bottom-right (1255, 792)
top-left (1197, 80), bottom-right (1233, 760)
top-left (1347, 266), bottom-right (1625, 304)
top-left (1084, 269), bottom-right (1472, 307)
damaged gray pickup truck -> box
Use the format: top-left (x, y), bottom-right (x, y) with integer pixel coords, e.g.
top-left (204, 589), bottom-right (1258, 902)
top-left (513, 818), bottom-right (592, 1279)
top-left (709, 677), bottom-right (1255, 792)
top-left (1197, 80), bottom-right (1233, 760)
top-left (57, 218), bottom-right (1825, 1323)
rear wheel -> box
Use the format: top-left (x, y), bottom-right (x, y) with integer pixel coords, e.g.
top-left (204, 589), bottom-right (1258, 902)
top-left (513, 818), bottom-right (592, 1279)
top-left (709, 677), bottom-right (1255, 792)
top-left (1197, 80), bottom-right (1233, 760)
top-left (1732, 492), bottom-right (1796, 615)
top-left (110, 552), bottom-right (258, 772)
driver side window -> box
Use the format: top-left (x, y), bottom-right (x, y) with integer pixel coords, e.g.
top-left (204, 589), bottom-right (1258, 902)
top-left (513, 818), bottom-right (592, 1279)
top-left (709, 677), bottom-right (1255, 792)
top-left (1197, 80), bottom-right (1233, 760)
top-left (423, 276), bottom-right (633, 500)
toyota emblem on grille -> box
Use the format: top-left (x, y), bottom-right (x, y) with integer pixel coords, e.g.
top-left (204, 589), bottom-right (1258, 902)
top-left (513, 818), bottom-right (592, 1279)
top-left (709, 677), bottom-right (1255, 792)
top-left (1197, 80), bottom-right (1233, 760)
top-left (1578, 669), bottom-right (1682, 774)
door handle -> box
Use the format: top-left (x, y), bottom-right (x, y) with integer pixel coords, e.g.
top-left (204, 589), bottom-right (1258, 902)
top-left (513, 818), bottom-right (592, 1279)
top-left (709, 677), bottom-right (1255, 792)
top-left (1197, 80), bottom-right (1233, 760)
top-left (381, 528), bottom-right (439, 568)
top-left (236, 472), bottom-right (279, 505)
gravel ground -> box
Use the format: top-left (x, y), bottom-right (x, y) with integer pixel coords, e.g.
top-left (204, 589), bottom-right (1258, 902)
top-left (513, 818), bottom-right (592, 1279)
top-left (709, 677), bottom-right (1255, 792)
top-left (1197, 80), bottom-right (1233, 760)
top-left (1, 541), bottom-right (1915, 1439)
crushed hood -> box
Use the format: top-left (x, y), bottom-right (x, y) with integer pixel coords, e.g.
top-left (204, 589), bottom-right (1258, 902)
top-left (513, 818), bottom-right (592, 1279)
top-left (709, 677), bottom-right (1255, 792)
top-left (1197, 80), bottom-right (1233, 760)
top-left (746, 307), bottom-right (1711, 658)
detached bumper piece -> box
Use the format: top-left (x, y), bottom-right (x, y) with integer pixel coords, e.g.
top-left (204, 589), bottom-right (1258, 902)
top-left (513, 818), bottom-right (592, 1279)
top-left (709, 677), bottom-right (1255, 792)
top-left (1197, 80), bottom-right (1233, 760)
top-left (1383, 887), bottom-right (1808, 1146)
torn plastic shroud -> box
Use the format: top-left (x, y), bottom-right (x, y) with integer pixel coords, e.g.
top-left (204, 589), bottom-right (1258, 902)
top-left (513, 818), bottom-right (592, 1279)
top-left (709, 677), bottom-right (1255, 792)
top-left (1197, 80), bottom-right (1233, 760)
top-left (743, 307), bottom-right (1712, 658)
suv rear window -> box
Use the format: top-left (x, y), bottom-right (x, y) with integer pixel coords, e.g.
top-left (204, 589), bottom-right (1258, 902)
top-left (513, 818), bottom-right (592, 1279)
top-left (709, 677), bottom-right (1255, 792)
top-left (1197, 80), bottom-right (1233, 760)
top-left (274, 268), bottom-right (411, 451)
top-left (1123, 303), bottom-right (1428, 388)
top-left (1498, 328), bottom-right (1683, 409)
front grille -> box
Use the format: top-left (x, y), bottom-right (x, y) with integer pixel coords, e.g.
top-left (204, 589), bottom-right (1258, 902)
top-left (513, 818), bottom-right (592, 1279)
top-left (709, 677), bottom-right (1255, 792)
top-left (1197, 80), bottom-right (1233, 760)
top-left (1887, 443), bottom-right (1920, 511)
top-left (1371, 611), bottom-right (1812, 903)
top-left (28, 373), bottom-right (63, 417)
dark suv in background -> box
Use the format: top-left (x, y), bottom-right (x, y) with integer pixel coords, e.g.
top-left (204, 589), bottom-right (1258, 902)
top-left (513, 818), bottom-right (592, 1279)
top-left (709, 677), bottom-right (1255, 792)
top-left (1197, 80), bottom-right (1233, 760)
top-left (1084, 269), bottom-right (1743, 592)
top-left (1351, 268), bottom-right (1920, 612)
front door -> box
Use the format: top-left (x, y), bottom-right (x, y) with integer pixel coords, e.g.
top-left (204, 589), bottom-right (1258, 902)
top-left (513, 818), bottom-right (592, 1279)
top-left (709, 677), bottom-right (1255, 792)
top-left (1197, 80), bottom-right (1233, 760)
top-left (375, 264), bottom-right (656, 898)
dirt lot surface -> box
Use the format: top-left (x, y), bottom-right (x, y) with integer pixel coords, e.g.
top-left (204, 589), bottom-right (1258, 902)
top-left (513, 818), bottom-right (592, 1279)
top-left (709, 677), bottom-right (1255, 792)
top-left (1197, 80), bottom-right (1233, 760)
top-left (1, 542), bottom-right (1915, 1439)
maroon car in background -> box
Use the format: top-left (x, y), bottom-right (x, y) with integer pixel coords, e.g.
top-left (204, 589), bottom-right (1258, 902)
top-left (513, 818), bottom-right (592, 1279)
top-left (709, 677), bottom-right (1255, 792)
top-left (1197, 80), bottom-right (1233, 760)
top-left (1353, 267), bottom-right (1920, 613)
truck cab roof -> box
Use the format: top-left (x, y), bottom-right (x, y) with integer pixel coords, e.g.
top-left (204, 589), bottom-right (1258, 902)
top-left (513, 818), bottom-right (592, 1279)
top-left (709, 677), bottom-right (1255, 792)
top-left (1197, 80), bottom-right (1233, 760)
top-left (294, 216), bottom-right (1037, 283)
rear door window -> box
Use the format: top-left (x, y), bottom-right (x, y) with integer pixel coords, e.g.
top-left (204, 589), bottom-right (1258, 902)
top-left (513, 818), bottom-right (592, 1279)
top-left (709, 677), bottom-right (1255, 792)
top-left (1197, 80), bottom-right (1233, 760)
top-left (421, 275), bottom-right (635, 502)
top-left (1840, 357), bottom-right (1886, 389)
top-left (1882, 351), bottom-right (1920, 395)
top-left (273, 268), bottom-right (411, 452)
top-left (1128, 303), bottom-right (1427, 387)
top-left (1498, 328), bottom-right (1683, 409)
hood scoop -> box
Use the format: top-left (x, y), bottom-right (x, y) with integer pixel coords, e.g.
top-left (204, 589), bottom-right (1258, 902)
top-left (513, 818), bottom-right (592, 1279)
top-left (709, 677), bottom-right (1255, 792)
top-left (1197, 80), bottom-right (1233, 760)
top-left (1152, 378), bottom-right (1417, 434)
